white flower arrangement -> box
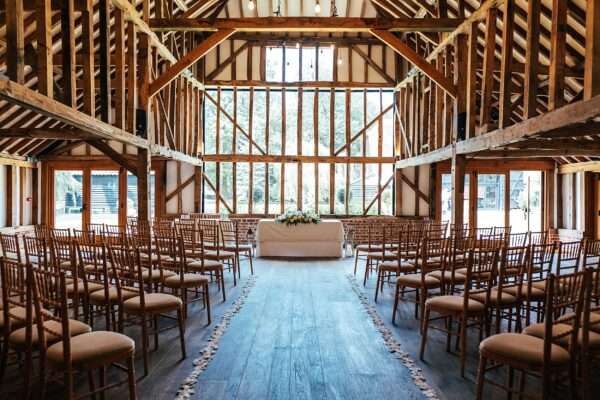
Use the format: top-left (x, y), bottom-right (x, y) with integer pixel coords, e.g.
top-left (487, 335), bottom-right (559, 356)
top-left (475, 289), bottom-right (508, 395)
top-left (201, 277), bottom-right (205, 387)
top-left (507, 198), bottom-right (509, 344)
top-left (275, 210), bottom-right (321, 226)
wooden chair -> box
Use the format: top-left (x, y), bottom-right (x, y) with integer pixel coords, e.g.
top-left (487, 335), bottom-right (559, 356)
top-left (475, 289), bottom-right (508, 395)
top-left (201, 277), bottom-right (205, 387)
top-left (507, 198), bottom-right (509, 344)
top-left (180, 226), bottom-right (226, 302)
top-left (392, 234), bottom-right (445, 324)
top-left (419, 249), bottom-right (492, 377)
top-left (109, 245), bottom-right (186, 377)
top-left (31, 266), bottom-right (137, 400)
top-left (155, 228), bottom-right (211, 322)
top-left (76, 241), bottom-right (112, 329)
top-left (34, 225), bottom-right (51, 240)
top-left (374, 224), bottom-right (415, 302)
top-left (508, 232), bottom-right (529, 247)
top-left (556, 240), bottom-right (583, 275)
top-left (530, 230), bottom-right (548, 246)
top-left (197, 219), bottom-right (237, 286)
top-left (220, 219), bottom-right (254, 277)
top-left (0, 233), bottom-right (23, 263)
top-left (476, 270), bottom-right (589, 400)
top-left (23, 235), bottom-right (50, 270)
top-left (426, 231), bottom-right (473, 295)
top-left (353, 223), bottom-right (381, 276)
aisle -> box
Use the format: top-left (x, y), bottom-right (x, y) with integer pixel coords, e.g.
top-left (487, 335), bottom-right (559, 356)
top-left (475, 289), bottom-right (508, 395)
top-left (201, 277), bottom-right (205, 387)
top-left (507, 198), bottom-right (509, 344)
top-left (192, 259), bottom-right (427, 400)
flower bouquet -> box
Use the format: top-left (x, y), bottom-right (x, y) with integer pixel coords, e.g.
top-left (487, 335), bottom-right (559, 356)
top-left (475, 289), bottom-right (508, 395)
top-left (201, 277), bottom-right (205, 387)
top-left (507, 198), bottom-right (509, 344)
top-left (275, 210), bottom-right (321, 226)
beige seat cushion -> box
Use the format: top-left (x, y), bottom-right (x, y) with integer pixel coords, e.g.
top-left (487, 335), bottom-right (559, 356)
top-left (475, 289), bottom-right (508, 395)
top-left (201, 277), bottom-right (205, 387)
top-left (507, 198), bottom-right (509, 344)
top-left (503, 285), bottom-right (546, 300)
top-left (89, 287), bottom-right (139, 304)
top-left (223, 243), bottom-right (252, 252)
top-left (524, 322), bottom-right (600, 349)
top-left (426, 270), bottom-right (466, 283)
top-left (378, 261), bottom-right (415, 273)
top-left (47, 331), bottom-right (134, 369)
top-left (204, 249), bottom-right (235, 258)
top-left (470, 288), bottom-right (518, 306)
top-left (557, 312), bottom-right (600, 334)
top-left (187, 259), bottom-right (223, 271)
top-left (532, 280), bottom-right (548, 291)
top-left (0, 306), bottom-right (52, 330)
top-left (480, 333), bottom-right (570, 368)
top-left (356, 244), bottom-right (382, 251)
top-left (396, 273), bottom-right (441, 288)
top-left (426, 295), bottom-right (485, 313)
top-left (66, 281), bottom-right (104, 295)
top-left (123, 293), bottom-right (182, 315)
top-left (59, 260), bottom-right (74, 269)
top-left (163, 273), bottom-right (209, 288)
top-left (9, 319), bottom-right (91, 347)
top-left (141, 268), bottom-right (176, 282)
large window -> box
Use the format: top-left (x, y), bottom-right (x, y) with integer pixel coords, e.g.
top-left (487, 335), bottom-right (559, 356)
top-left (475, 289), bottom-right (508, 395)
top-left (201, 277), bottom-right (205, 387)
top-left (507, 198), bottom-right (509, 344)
top-left (265, 46), bottom-right (333, 82)
top-left (54, 170), bottom-right (83, 229)
top-left (203, 88), bottom-right (395, 215)
top-left (90, 171), bottom-right (119, 225)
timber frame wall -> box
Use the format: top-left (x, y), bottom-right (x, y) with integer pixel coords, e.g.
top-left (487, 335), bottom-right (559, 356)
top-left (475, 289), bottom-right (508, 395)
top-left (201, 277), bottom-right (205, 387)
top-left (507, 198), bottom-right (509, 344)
top-left (1, 0), bottom-right (600, 231)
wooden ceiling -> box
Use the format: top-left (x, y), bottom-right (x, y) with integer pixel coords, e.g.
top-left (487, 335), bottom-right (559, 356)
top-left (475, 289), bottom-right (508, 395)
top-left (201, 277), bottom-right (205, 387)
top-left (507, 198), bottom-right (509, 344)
top-left (0, 0), bottom-right (596, 165)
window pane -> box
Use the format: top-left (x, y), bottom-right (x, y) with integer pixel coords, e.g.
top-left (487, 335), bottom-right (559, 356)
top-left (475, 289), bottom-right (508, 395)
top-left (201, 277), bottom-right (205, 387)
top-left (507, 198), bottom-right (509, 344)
top-left (269, 90), bottom-right (282, 155)
top-left (478, 174), bottom-right (505, 229)
top-left (302, 90), bottom-right (315, 155)
top-left (91, 171), bottom-right (119, 225)
top-left (236, 163), bottom-right (249, 214)
top-left (236, 90), bottom-right (250, 154)
top-left (220, 90), bottom-right (234, 154)
top-left (268, 163), bottom-right (281, 214)
top-left (302, 163), bottom-right (315, 211)
top-left (54, 170), bottom-right (83, 229)
top-left (252, 163), bottom-right (266, 214)
top-left (365, 164), bottom-right (378, 215)
top-left (348, 164), bottom-right (362, 214)
top-left (220, 162), bottom-right (233, 215)
top-left (317, 46), bottom-right (333, 81)
top-left (252, 90), bottom-right (267, 151)
top-left (301, 48), bottom-right (316, 81)
top-left (203, 162), bottom-right (217, 213)
top-left (284, 48), bottom-right (300, 82)
top-left (127, 171), bottom-right (155, 219)
top-left (510, 171), bottom-right (542, 233)
top-left (285, 90), bottom-right (298, 155)
top-left (441, 173), bottom-right (469, 225)
top-left (265, 47), bottom-right (283, 81)
top-left (350, 91), bottom-right (364, 156)
top-left (204, 90), bottom-right (217, 154)
top-left (334, 164), bottom-right (347, 214)
top-left (284, 163), bottom-right (297, 211)
top-left (381, 164), bottom-right (394, 215)
top-left (334, 91), bottom-right (346, 154)
top-left (318, 163), bottom-right (330, 214)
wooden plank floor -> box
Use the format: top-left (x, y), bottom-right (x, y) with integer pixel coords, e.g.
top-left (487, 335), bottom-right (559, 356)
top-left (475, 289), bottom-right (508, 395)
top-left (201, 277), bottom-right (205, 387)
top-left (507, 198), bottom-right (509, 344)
top-left (3, 257), bottom-right (597, 399)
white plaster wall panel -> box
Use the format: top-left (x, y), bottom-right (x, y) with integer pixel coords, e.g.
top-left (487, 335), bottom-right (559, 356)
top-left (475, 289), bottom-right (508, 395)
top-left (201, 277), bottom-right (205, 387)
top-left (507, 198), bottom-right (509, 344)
top-left (71, 143), bottom-right (87, 155)
top-left (181, 163), bottom-right (196, 213)
top-left (166, 161), bottom-right (179, 214)
top-left (400, 166), bottom-right (417, 216)
top-left (219, 43), bottom-right (232, 81)
top-left (351, 48), bottom-right (365, 82)
top-left (251, 46), bottom-right (262, 80)
top-left (205, 49), bottom-right (217, 78)
top-left (23, 168), bottom-right (32, 225)
top-left (368, 46), bottom-right (384, 83)
top-left (385, 48), bottom-right (396, 80)
top-left (418, 165), bottom-right (430, 217)
top-left (337, 47), bottom-right (349, 82)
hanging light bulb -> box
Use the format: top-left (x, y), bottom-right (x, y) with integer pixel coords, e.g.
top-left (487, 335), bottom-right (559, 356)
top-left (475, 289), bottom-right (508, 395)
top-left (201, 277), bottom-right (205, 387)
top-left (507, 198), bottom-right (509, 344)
top-left (248, 0), bottom-right (255, 10)
top-left (296, 42), bottom-right (300, 49)
top-left (315, 1), bottom-right (321, 14)
top-left (338, 58), bottom-right (343, 65)
top-left (330, 43), bottom-right (335, 52)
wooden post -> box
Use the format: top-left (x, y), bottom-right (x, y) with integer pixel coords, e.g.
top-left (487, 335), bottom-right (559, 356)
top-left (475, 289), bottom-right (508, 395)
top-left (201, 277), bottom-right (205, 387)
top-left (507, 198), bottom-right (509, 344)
top-left (6, 0), bottom-right (25, 84)
top-left (137, 149), bottom-right (151, 221)
top-left (453, 34), bottom-right (467, 141)
top-left (36, 0), bottom-right (53, 97)
top-left (545, 169), bottom-right (556, 230)
top-left (585, 0), bottom-right (600, 100)
top-left (465, 21), bottom-right (478, 138)
top-left (523, 0), bottom-right (540, 118)
top-left (6, 166), bottom-right (15, 227)
top-left (451, 152), bottom-right (465, 227)
top-left (548, 0), bottom-right (567, 111)
top-left (32, 168), bottom-right (39, 225)
top-left (60, 0), bottom-right (76, 107)
top-left (395, 168), bottom-right (403, 216)
top-left (499, 0), bottom-right (515, 128)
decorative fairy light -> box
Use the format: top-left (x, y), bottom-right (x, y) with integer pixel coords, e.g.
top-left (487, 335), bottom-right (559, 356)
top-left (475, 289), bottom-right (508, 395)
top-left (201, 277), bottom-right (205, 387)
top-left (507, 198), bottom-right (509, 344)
top-left (315, 0), bottom-right (321, 14)
top-left (248, 0), bottom-right (255, 10)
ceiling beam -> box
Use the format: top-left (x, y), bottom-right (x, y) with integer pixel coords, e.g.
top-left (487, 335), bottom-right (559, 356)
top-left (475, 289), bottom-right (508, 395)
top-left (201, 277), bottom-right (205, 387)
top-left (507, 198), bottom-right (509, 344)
top-left (148, 29), bottom-right (235, 97)
top-left (369, 29), bottom-right (457, 98)
top-left (0, 128), bottom-right (94, 139)
top-left (149, 17), bottom-right (464, 32)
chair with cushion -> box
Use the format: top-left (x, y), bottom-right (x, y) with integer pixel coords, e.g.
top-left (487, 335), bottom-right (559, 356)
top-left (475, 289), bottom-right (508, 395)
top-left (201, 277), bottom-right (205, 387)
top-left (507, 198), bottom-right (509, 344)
top-left (475, 270), bottom-right (588, 400)
top-left (0, 233), bottom-right (23, 263)
top-left (197, 219), bottom-right (237, 286)
top-left (76, 241), bottom-right (112, 329)
top-left (427, 231), bottom-right (473, 295)
top-left (181, 226), bottom-right (226, 302)
top-left (353, 223), bottom-right (381, 276)
top-left (392, 234), bottom-right (445, 324)
top-left (523, 242), bottom-right (557, 325)
top-left (23, 235), bottom-right (50, 270)
top-left (31, 266), bottom-right (136, 400)
top-left (556, 240), bottom-right (583, 275)
top-left (374, 224), bottom-right (414, 302)
top-left (220, 219), bottom-right (254, 278)
top-left (419, 249), bottom-right (492, 377)
top-left (529, 230), bottom-right (548, 246)
top-left (109, 245), bottom-right (186, 377)
top-left (508, 232), bottom-right (529, 247)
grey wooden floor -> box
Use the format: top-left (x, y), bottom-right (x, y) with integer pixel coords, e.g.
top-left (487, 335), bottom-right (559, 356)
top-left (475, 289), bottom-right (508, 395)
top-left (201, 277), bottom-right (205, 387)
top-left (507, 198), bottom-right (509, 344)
top-left (3, 257), bottom-right (594, 399)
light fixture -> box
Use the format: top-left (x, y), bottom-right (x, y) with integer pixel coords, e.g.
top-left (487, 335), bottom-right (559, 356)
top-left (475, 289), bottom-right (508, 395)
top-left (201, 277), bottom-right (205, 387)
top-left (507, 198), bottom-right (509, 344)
top-left (330, 43), bottom-right (335, 52)
top-left (331, 1), bottom-right (339, 17)
top-left (338, 58), bottom-right (342, 65)
top-left (248, 0), bottom-right (255, 10)
top-left (315, 1), bottom-right (321, 14)
top-left (296, 42), bottom-right (300, 49)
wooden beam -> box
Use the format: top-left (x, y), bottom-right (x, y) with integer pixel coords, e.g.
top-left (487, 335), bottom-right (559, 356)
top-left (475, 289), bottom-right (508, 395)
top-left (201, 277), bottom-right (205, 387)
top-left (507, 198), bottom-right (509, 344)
top-left (0, 153), bottom-right (36, 168)
top-left (585, 0), bottom-right (600, 100)
top-left (0, 128), bottom-right (95, 139)
top-left (98, 0), bottom-right (111, 122)
top-left (165, 174), bottom-right (195, 202)
top-left (523, 0), bottom-right (540, 119)
top-left (558, 161), bottom-right (600, 174)
top-left (206, 42), bottom-right (250, 80)
top-left (204, 80), bottom-right (395, 89)
top-left (451, 152), bottom-right (466, 226)
top-left (149, 17), bottom-right (464, 32)
top-left (136, 148), bottom-right (151, 221)
top-left (86, 140), bottom-right (138, 176)
top-left (149, 29), bottom-right (235, 97)
top-left (36, 0), bottom-right (53, 97)
top-left (202, 155), bottom-right (397, 163)
top-left (6, 0), bottom-right (25, 84)
top-left (548, 0), bottom-right (567, 110)
top-left (498, 0), bottom-right (515, 128)
top-left (60, 0), bottom-right (76, 106)
top-left (370, 29), bottom-right (457, 98)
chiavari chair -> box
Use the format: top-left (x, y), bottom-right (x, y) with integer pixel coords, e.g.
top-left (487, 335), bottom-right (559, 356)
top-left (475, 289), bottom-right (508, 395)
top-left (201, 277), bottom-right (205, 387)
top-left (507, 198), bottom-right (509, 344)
top-left (508, 232), bottom-right (529, 247)
top-left (530, 230), bottom-right (548, 246)
top-left (393, 234), bottom-right (446, 324)
top-left (73, 228), bottom-right (97, 245)
top-left (220, 219), bottom-right (254, 277)
top-left (23, 235), bottom-right (49, 270)
top-left (493, 226), bottom-right (511, 239)
top-left (85, 223), bottom-right (105, 238)
top-left (0, 258), bottom-right (31, 386)
top-left (75, 241), bottom-right (111, 328)
top-left (34, 225), bottom-right (51, 240)
top-left (30, 266), bottom-right (137, 400)
top-left (108, 245), bottom-right (185, 377)
top-left (353, 222), bottom-right (379, 276)
top-left (556, 240), bottom-right (583, 275)
top-left (473, 227), bottom-right (493, 240)
top-left (197, 219), bottom-right (237, 286)
top-left (375, 224), bottom-right (409, 302)
top-left (363, 224), bottom-right (389, 286)
top-left (49, 234), bottom-right (84, 320)
top-left (420, 249), bottom-right (491, 377)
top-left (0, 233), bottom-right (23, 263)
top-left (477, 270), bottom-right (589, 400)
top-left (155, 227), bottom-right (211, 321)
top-left (427, 231), bottom-right (473, 295)
top-left (181, 226), bottom-right (226, 302)
top-left (50, 227), bottom-right (72, 241)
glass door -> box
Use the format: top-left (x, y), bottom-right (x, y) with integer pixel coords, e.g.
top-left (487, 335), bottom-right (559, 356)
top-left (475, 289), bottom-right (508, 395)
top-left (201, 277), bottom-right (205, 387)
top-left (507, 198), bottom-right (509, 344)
top-left (440, 173), bottom-right (470, 225)
top-left (54, 170), bottom-right (84, 229)
top-left (477, 174), bottom-right (506, 229)
top-left (510, 171), bottom-right (542, 232)
top-left (90, 170), bottom-right (120, 226)
top-left (127, 171), bottom-right (156, 219)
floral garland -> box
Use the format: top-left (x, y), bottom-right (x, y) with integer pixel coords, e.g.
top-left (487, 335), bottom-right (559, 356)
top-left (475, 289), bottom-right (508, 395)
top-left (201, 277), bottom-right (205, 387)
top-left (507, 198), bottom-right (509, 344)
top-left (346, 274), bottom-right (440, 399)
top-left (175, 276), bottom-right (257, 399)
top-left (275, 210), bottom-right (321, 226)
